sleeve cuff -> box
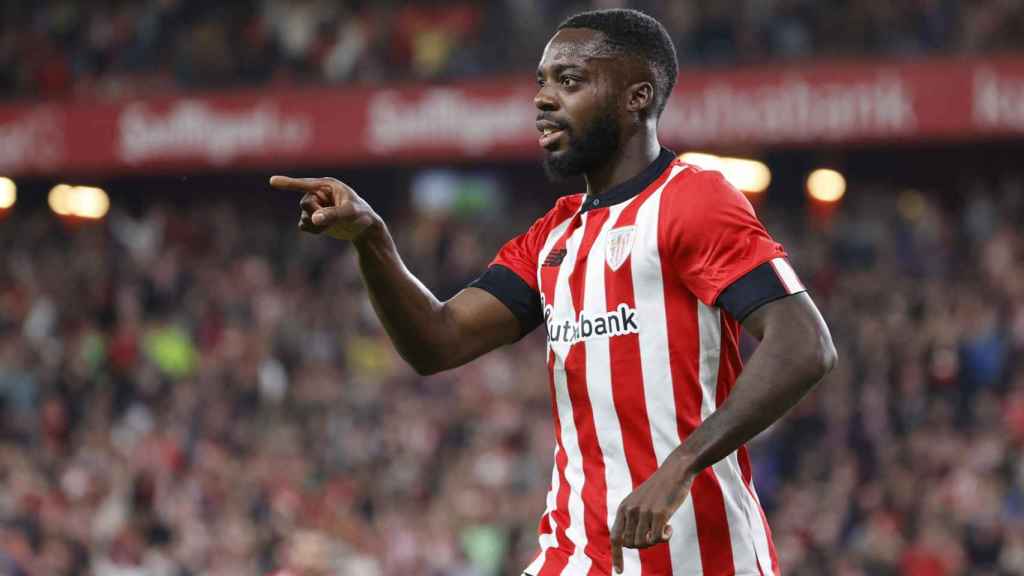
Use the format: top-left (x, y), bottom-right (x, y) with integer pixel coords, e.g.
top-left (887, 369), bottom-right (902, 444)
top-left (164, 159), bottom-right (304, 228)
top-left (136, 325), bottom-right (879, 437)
top-left (470, 265), bottom-right (544, 338)
top-left (716, 258), bottom-right (806, 321)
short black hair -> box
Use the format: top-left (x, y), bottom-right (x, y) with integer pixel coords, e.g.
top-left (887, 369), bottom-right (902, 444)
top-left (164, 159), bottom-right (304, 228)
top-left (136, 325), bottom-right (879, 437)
top-left (557, 9), bottom-right (678, 118)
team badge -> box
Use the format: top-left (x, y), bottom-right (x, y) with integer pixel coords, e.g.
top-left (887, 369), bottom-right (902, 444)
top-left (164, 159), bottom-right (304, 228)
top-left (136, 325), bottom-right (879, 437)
top-left (605, 226), bottom-right (635, 271)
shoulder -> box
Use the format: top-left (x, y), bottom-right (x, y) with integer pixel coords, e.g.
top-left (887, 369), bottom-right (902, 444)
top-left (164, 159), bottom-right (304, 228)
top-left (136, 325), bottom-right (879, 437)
top-left (523, 193), bottom-right (584, 240)
top-left (660, 167), bottom-right (760, 228)
top-left (662, 167), bottom-right (749, 211)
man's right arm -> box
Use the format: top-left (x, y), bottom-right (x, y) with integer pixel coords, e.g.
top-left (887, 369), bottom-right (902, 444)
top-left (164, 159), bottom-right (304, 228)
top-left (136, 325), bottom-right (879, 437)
top-left (271, 175), bottom-right (524, 375)
top-left (353, 219), bottom-right (522, 374)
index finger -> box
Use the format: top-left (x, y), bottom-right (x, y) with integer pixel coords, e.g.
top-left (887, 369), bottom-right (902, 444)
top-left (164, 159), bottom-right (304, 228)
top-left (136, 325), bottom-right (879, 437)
top-left (269, 176), bottom-right (328, 193)
top-left (610, 514), bottom-right (624, 573)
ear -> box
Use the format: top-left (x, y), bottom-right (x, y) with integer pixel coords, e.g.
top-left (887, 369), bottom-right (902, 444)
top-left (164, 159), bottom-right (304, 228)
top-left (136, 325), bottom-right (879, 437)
top-left (625, 81), bottom-right (655, 115)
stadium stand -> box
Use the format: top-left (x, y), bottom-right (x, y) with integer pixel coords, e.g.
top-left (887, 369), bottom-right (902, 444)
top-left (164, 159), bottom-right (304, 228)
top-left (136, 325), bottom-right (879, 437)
top-left (1, 1), bottom-right (1024, 575)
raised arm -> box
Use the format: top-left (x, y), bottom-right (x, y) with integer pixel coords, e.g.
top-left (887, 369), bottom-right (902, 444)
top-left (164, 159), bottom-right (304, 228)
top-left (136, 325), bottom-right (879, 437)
top-left (271, 176), bottom-right (522, 375)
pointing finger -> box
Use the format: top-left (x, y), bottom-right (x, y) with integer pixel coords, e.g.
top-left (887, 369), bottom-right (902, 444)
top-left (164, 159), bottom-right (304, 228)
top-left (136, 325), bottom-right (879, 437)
top-left (270, 175), bottom-right (329, 193)
top-left (612, 539), bottom-right (624, 574)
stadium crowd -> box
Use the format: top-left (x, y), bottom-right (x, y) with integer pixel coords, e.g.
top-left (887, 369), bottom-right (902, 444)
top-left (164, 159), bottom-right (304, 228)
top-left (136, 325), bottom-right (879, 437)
top-left (1, 170), bottom-right (1023, 575)
top-left (2, 0), bottom-right (1024, 101)
top-left (3, 0), bottom-right (1024, 575)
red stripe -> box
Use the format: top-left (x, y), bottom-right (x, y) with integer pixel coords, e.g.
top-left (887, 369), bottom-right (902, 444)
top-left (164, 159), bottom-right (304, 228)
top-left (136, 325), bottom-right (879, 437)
top-left (658, 179), bottom-right (736, 574)
top-left (539, 512), bottom-right (553, 535)
top-left (564, 210), bottom-right (613, 572)
top-left (716, 315), bottom-right (742, 407)
top-left (547, 355), bottom-right (575, 563)
top-left (604, 189), bottom-right (675, 574)
top-left (537, 546), bottom-right (569, 576)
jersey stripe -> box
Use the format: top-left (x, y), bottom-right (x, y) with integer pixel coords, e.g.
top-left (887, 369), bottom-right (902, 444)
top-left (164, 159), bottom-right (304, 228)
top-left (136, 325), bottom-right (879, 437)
top-left (552, 211), bottom-right (593, 574)
top-left (770, 257), bottom-right (804, 294)
top-left (564, 209), bottom-right (613, 573)
top-left (536, 209), bottom-right (581, 576)
top-left (526, 446), bottom-right (563, 576)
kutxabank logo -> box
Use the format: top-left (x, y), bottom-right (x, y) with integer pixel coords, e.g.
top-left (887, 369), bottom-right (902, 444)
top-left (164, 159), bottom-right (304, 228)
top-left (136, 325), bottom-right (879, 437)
top-left (543, 303), bottom-right (639, 345)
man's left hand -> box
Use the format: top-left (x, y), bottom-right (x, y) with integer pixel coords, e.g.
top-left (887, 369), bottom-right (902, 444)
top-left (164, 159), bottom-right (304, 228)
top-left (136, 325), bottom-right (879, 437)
top-left (610, 459), bottom-right (695, 574)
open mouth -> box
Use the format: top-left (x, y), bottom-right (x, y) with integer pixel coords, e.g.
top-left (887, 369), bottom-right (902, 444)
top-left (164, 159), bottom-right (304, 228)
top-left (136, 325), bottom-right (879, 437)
top-left (539, 127), bottom-right (566, 149)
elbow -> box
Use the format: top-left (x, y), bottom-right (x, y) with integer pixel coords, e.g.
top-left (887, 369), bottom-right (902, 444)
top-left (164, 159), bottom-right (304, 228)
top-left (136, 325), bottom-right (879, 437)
top-left (406, 355), bottom-right (443, 376)
top-left (404, 349), bottom-right (453, 376)
top-left (810, 336), bottom-right (838, 382)
top-left (410, 360), bottom-right (445, 376)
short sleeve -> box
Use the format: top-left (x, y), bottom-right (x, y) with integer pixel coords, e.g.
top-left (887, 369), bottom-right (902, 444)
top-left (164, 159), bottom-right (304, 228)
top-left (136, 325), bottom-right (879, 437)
top-left (663, 170), bottom-right (788, 307)
top-left (469, 220), bottom-right (545, 338)
top-left (489, 228), bottom-right (539, 292)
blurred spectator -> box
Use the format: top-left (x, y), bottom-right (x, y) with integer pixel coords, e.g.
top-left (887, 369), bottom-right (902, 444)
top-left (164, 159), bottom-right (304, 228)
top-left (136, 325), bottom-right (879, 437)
top-left (2, 0), bottom-right (1024, 101)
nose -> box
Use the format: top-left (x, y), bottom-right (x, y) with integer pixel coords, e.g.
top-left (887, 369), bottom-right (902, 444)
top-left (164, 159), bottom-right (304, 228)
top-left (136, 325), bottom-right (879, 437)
top-left (534, 85), bottom-right (557, 112)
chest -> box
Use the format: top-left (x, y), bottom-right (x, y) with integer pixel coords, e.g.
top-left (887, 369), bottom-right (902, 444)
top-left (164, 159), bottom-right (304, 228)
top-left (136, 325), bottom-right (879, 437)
top-left (536, 207), bottom-right (666, 355)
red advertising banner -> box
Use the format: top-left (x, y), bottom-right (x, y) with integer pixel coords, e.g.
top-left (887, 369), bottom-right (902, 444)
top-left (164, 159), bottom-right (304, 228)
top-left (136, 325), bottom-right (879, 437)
top-left (1, 56), bottom-right (1023, 177)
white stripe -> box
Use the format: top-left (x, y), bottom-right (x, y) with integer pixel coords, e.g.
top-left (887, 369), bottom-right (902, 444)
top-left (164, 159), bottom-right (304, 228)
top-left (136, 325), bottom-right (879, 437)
top-left (698, 302), bottom-right (762, 574)
top-left (770, 257), bottom-right (804, 294)
top-left (631, 165), bottom-right (703, 575)
top-left (550, 213), bottom-right (591, 573)
top-left (743, 477), bottom-right (777, 575)
top-left (711, 452), bottom-right (766, 574)
top-left (582, 202), bottom-right (642, 574)
top-left (528, 208), bottom-right (576, 576)
top-left (696, 303), bottom-right (721, 422)
top-left (526, 446), bottom-right (564, 575)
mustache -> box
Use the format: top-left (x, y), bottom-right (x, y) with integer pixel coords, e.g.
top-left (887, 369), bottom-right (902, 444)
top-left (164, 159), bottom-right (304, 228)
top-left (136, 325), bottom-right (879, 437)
top-left (536, 115), bottom-right (569, 130)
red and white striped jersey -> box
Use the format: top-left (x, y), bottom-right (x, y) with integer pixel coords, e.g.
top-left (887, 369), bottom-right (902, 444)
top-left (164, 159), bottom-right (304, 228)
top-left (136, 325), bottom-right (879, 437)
top-left (474, 149), bottom-right (805, 576)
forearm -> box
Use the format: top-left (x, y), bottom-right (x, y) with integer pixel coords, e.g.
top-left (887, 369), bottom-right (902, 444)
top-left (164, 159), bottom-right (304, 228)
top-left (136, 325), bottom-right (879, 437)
top-left (352, 219), bottom-right (453, 372)
top-left (667, 331), bottom-right (834, 476)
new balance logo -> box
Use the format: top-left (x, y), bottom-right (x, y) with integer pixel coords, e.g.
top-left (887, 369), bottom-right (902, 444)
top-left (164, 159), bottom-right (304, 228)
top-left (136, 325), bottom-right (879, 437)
top-left (544, 304), bottom-right (639, 345)
top-left (543, 248), bottom-right (567, 267)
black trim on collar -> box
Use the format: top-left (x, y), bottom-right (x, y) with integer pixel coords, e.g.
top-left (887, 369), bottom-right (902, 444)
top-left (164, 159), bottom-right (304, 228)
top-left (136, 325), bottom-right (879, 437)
top-left (578, 147), bottom-right (677, 213)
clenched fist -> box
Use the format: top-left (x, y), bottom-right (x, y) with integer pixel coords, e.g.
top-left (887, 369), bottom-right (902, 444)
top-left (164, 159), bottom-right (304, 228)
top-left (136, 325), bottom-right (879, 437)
top-left (270, 176), bottom-right (379, 242)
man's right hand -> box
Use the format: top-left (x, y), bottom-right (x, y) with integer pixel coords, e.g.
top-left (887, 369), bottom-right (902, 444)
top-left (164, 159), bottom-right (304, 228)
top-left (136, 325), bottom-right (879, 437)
top-left (270, 176), bottom-right (380, 242)
top-left (268, 175), bottom-right (522, 375)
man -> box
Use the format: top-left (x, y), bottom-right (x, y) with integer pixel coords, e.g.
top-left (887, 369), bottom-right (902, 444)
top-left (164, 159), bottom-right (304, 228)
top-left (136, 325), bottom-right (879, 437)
top-left (271, 8), bottom-right (836, 576)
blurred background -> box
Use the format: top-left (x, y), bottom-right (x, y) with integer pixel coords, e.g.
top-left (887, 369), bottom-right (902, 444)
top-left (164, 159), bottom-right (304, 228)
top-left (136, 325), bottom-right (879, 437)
top-left (1, 1), bottom-right (1024, 575)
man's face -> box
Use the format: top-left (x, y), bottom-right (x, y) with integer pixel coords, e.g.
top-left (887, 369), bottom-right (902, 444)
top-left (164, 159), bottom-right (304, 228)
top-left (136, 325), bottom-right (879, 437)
top-left (535, 28), bottom-right (623, 181)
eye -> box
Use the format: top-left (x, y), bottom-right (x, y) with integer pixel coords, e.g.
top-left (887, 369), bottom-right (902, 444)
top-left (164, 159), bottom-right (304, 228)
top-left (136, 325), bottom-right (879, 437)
top-left (537, 77), bottom-right (545, 87)
top-left (560, 76), bottom-right (578, 88)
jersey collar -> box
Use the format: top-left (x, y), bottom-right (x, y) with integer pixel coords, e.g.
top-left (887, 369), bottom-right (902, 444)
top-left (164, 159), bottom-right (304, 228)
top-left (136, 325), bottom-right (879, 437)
top-left (578, 147), bottom-right (677, 213)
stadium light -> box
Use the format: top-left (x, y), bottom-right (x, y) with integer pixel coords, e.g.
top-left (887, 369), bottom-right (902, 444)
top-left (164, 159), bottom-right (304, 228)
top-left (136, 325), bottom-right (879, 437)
top-left (679, 153), bottom-right (771, 195)
top-left (48, 184), bottom-right (110, 220)
top-left (0, 177), bottom-right (15, 210)
top-left (806, 169), bottom-right (846, 203)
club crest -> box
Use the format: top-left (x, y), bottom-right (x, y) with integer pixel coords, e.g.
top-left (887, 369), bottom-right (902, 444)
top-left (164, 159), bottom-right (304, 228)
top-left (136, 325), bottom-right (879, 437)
top-left (605, 226), bottom-right (635, 271)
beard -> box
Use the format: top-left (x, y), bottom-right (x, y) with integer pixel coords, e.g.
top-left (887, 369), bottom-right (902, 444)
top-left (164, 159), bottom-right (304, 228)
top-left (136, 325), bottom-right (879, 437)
top-left (542, 104), bottom-right (621, 182)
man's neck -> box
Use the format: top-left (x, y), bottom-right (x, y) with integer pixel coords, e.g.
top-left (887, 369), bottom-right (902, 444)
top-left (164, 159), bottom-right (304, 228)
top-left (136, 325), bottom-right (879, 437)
top-left (584, 131), bottom-right (661, 197)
